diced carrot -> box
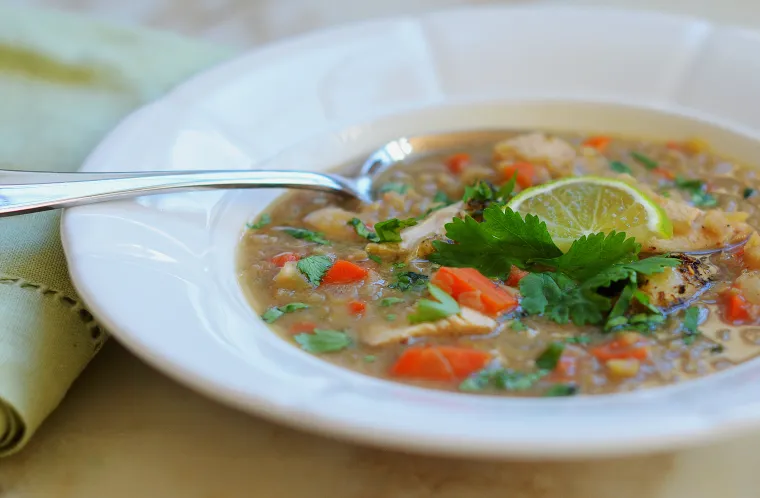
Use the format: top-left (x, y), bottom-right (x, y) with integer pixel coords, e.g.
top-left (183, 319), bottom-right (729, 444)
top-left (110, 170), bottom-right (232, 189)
top-left (431, 267), bottom-right (518, 316)
top-left (321, 260), bottom-right (368, 285)
top-left (665, 141), bottom-right (683, 150)
top-left (582, 136), bottom-right (612, 151)
top-left (505, 266), bottom-right (529, 287)
top-left (590, 336), bottom-right (649, 361)
top-left (652, 167), bottom-right (676, 180)
top-left (499, 161), bottom-right (535, 189)
top-left (723, 289), bottom-right (751, 324)
top-left (550, 354), bottom-right (578, 382)
top-left (289, 321), bottom-right (317, 334)
top-left (445, 153), bottom-right (471, 174)
top-left (271, 252), bottom-right (300, 267)
top-left (348, 300), bottom-right (366, 315)
top-left (390, 346), bottom-right (491, 381)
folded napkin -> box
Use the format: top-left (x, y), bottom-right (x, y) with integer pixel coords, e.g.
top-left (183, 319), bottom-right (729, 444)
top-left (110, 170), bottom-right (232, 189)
top-left (0, 5), bottom-right (232, 455)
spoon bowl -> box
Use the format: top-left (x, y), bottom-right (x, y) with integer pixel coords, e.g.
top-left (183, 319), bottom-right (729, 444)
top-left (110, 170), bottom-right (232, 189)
top-left (0, 129), bottom-right (516, 217)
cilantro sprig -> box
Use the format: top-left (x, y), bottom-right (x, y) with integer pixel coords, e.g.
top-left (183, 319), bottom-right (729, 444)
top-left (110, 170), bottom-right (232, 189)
top-left (294, 329), bottom-right (351, 353)
top-left (430, 205), bottom-right (679, 326)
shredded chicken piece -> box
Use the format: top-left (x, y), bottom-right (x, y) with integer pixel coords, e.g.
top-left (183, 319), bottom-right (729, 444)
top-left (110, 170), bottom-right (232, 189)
top-left (362, 306), bottom-right (495, 346)
top-left (616, 174), bottom-right (752, 253)
top-left (638, 254), bottom-right (715, 309)
top-left (303, 207), bottom-right (358, 240)
top-left (736, 271), bottom-right (760, 305)
top-left (744, 233), bottom-right (760, 270)
top-left (366, 202), bottom-right (463, 261)
top-left (493, 132), bottom-right (577, 177)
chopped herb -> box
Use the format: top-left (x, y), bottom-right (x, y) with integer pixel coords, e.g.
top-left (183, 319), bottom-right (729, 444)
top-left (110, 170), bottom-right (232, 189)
top-left (519, 272), bottom-right (607, 326)
top-left (347, 218), bottom-right (379, 242)
top-left (246, 213), bottom-right (271, 230)
top-left (385, 314), bottom-right (397, 321)
top-left (378, 182), bottom-right (409, 194)
top-left (674, 176), bottom-right (718, 208)
top-left (282, 227), bottom-right (330, 245)
top-left (497, 174), bottom-right (518, 202)
top-left (392, 262), bottom-right (406, 269)
top-left (294, 329), bottom-right (351, 353)
top-left (710, 344), bottom-right (725, 354)
top-left (460, 368), bottom-right (547, 392)
top-left (364, 355), bottom-right (376, 362)
top-left (261, 302), bottom-right (310, 323)
top-left (631, 151), bottom-right (658, 170)
top-left (610, 161), bottom-right (632, 174)
top-left (380, 297), bottom-right (405, 307)
top-left (744, 187), bottom-right (755, 199)
top-left (433, 191), bottom-right (453, 204)
top-left (660, 190), bottom-right (671, 198)
top-left (389, 271), bottom-right (429, 292)
top-left (605, 316), bottom-right (629, 329)
top-left (408, 283), bottom-right (460, 324)
top-left (633, 290), bottom-right (661, 314)
top-left (296, 255), bottom-right (333, 286)
top-left (544, 384), bottom-right (578, 397)
top-left (374, 218), bottom-right (417, 243)
top-left (564, 335), bottom-right (591, 345)
top-left (535, 342), bottom-right (565, 370)
top-left (463, 180), bottom-right (495, 203)
top-left (682, 306), bottom-right (701, 344)
top-left (510, 319), bottom-right (527, 331)
top-left (367, 254), bottom-right (382, 264)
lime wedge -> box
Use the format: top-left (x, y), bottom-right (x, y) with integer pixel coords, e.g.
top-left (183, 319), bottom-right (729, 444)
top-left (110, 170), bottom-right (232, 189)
top-left (507, 177), bottom-right (672, 251)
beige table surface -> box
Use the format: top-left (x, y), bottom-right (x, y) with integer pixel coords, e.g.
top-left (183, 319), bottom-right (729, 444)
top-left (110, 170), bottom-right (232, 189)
top-left (3, 0), bottom-right (760, 497)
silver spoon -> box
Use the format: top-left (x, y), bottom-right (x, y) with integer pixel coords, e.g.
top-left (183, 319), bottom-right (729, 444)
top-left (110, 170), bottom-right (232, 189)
top-left (0, 130), bottom-right (511, 217)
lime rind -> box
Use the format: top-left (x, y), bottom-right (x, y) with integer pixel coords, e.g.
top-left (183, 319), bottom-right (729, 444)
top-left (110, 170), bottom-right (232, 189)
top-left (507, 176), bottom-right (673, 245)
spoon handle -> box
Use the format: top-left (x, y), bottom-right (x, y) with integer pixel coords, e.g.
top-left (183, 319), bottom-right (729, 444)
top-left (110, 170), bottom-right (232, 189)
top-left (0, 169), bottom-right (363, 217)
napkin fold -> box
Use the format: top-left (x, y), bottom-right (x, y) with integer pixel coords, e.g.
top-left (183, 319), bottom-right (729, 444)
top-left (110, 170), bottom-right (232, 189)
top-left (0, 5), bottom-right (232, 455)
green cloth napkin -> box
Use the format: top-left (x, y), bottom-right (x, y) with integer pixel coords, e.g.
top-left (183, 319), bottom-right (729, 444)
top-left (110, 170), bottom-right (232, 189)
top-left (0, 5), bottom-right (233, 455)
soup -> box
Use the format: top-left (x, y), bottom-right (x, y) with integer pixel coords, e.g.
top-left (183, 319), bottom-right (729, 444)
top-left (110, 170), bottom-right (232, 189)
top-left (238, 131), bottom-right (760, 397)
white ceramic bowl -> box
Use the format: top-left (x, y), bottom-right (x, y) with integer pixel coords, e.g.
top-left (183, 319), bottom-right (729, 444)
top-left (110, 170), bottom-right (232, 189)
top-left (62, 6), bottom-right (760, 459)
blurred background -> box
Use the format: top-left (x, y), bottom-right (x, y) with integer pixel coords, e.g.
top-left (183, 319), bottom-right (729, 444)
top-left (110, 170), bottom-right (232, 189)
top-left (5, 0), bottom-right (759, 48)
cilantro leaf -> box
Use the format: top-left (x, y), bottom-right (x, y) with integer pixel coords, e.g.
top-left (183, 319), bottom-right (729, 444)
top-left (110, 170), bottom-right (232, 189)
top-left (519, 273), bottom-right (608, 326)
top-left (510, 319), bottom-right (527, 331)
top-left (367, 254), bottom-right (382, 264)
top-left (497, 174), bottom-right (518, 202)
top-left (604, 280), bottom-right (636, 330)
top-left (389, 271), bottom-right (429, 292)
top-left (535, 342), bottom-right (565, 370)
top-left (582, 256), bottom-right (680, 292)
top-left (378, 182), bottom-right (409, 194)
top-left (433, 191), bottom-right (453, 204)
top-left (682, 306), bottom-right (702, 344)
top-left (408, 283), bottom-right (460, 324)
top-left (463, 181), bottom-right (495, 203)
top-left (610, 161), bottom-right (632, 174)
top-left (261, 302), bottom-right (310, 323)
top-left (247, 213), bottom-right (271, 230)
top-left (374, 218), bottom-right (417, 243)
top-left (282, 227), bottom-right (330, 245)
top-left (563, 335), bottom-right (591, 345)
top-left (544, 384), bottom-right (578, 397)
top-left (294, 329), bottom-right (351, 353)
top-left (535, 231), bottom-right (639, 280)
top-left (296, 256), bottom-right (332, 286)
top-left (460, 368), bottom-right (547, 392)
top-left (380, 297), bottom-right (405, 307)
top-left (675, 176), bottom-right (718, 208)
top-left (431, 205), bottom-right (562, 276)
top-left (347, 218), bottom-right (379, 242)
top-left (631, 151), bottom-right (658, 170)
top-left (744, 187), bottom-right (755, 199)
